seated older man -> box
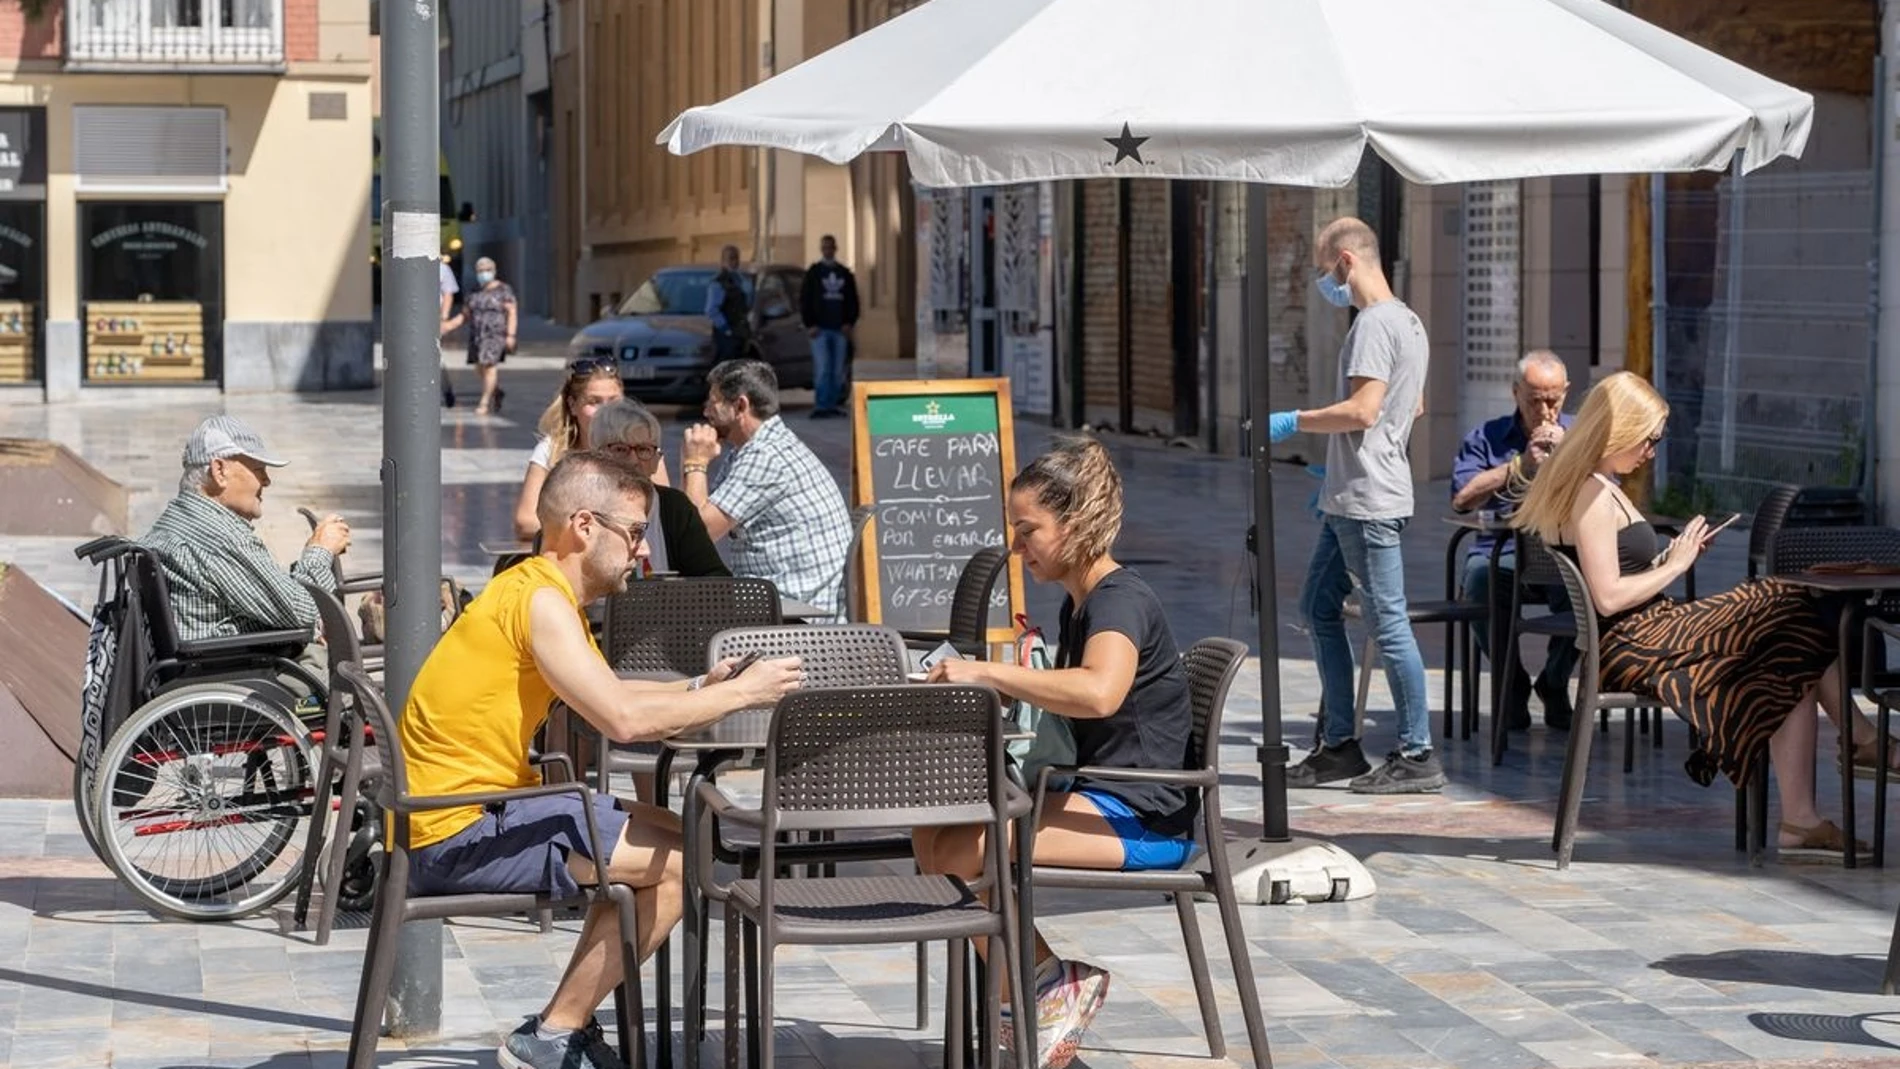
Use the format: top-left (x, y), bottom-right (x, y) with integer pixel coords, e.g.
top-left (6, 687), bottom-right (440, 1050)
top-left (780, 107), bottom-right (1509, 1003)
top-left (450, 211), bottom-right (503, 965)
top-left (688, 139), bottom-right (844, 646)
top-left (1450, 349), bottom-right (1578, 731)
top-left (399, 450), bottom-right (801, 1069)
top-left (140, 415), bottom-right (351, 697)
top-left (588, 399), bottom-right (730, 578)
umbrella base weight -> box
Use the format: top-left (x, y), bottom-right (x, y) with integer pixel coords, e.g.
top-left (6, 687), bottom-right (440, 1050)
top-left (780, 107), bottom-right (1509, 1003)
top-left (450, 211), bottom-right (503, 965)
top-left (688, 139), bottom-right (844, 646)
top-left (1199, 837), bottom-right (1377, 905)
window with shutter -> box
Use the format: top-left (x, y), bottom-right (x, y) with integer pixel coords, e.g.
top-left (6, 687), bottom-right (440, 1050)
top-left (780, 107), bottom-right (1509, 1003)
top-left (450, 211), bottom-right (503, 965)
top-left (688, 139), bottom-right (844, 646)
top-left (74, 107), bottom-right (227, 195)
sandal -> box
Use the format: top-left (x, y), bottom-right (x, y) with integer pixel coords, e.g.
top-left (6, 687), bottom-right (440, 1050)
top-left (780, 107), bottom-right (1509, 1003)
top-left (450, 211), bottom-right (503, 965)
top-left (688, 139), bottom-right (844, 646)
top-left (1849, 737), bottom-right (1900, 780)
top-left (1776, 819), bottom-right (1868, 859)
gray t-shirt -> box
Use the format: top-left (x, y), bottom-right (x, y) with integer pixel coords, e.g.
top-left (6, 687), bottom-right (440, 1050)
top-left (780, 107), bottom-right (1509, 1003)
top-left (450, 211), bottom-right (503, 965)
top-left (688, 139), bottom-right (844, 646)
top-left (1319, 299), bottom-right (1428, 520)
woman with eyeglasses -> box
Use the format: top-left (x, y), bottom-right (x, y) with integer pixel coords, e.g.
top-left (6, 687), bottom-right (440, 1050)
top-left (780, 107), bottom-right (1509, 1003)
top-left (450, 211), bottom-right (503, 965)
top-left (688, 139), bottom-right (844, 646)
top-left (589, 399), bottom-right (728, 578)
top-left (1514, 371), bottom-right (1887, 857)
top-left (513, 361), bottom-right (659, 541)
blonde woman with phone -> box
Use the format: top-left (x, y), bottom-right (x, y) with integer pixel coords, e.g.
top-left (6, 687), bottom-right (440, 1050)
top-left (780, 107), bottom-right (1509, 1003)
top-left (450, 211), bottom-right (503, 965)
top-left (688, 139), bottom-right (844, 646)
top-left (1515, 371), bottom-right (1891, 857)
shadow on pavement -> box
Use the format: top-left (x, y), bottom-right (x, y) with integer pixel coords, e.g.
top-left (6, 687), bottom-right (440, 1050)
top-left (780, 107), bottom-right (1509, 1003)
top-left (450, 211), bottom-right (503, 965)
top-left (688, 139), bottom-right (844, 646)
top-left (0, 965), bottom-right (350, 1033)
top-left (1653, 949), bottom-right (1888, 994)
top-left (166, 1052), bottom-right (485, 1068)
top-left (1748, 1010), bottom-right (1900, 1050)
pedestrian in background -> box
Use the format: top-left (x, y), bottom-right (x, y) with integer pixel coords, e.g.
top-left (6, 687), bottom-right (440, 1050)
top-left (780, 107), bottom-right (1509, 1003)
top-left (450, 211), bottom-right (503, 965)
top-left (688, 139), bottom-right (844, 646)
top-left (704, 244), bottom-right (752, 362)
top-left (801, 233), bottom-right (860, 418)
top-left (1277, 216), bottom-right (1443, 794)
top-left (438, 258), bottom-right (460, 408)
top-left (441, 255), bottom-right (517, 415)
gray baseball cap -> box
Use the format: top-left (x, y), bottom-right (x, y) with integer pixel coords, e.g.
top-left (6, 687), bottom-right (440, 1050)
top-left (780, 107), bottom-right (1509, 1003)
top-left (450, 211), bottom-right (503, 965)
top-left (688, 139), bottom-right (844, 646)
top-left (182, 415), bottom-right (288, 469)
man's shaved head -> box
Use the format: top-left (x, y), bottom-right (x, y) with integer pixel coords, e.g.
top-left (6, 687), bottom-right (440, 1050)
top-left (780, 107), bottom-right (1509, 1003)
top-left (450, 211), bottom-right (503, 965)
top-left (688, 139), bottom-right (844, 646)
top-left (537, 450), bottom-right (653, 531)
top-left (1316, 216), bottom-right (1381, 267)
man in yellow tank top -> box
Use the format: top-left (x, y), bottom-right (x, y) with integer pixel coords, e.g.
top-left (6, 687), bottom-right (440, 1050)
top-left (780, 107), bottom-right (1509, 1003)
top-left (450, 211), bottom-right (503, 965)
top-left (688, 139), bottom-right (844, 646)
top-left (400, 449), bottom-right (803, 1069)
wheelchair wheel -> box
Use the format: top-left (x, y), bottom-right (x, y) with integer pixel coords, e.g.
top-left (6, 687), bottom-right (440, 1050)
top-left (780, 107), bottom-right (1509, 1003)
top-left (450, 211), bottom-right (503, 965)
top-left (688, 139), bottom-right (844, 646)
top-left (92, 682), bottom-right (315, 921)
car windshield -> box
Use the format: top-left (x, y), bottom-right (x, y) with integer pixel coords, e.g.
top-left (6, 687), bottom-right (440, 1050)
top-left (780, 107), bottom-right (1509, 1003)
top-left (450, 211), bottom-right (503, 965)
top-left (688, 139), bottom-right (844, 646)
top-left (617, 269), bottom-right (754, 317)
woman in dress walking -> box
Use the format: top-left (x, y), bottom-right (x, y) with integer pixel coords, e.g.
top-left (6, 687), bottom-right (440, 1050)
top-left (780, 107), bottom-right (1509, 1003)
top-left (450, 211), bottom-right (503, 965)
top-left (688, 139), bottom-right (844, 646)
top-left (442, 256), bottom-right (516, 414)
top-left (1514, 371), bottom-right (1891, 855)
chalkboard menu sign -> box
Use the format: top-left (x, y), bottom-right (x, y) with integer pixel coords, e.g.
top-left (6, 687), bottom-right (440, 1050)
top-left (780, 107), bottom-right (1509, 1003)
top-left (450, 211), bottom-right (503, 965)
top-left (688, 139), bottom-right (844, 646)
top-left (852, 378), bottom-right (1024, 642)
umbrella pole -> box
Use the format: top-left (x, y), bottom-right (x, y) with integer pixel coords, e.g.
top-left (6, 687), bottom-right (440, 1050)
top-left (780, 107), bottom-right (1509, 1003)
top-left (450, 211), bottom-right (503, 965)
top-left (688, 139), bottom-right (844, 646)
top-left (1215, 185), bottom-right (1377, 907)
top-left (1244, 184), bottom-right (1291, 844)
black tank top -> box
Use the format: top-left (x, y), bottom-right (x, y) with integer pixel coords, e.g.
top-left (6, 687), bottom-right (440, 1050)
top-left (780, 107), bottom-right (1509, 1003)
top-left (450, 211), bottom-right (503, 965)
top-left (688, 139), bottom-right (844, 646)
top-left (1557, 474), bottom-right (1663, 626)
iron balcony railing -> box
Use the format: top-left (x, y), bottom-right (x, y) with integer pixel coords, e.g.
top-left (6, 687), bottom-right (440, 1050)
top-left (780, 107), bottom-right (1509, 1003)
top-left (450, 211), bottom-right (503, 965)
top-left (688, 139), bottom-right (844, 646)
top-left (68, 0), bottom-right (285, 71)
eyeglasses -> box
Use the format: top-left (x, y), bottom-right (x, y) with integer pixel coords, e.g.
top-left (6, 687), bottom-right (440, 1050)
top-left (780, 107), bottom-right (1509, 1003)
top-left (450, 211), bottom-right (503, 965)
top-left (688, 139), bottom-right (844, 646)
top-left (602, 442), bottom-right (662, 460)
top-left (579, 510), bottom-right (648, 551)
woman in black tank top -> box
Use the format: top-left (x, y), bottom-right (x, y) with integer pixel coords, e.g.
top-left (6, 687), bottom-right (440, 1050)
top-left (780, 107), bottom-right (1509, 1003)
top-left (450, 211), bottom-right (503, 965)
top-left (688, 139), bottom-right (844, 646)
top-left (1513, 372), bottom-right (1883, 857)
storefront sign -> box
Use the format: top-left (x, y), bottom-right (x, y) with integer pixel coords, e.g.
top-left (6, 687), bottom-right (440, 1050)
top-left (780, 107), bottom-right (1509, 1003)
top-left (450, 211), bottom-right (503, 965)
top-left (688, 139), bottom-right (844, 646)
top-left (0, 109), bottom-right (46, 199)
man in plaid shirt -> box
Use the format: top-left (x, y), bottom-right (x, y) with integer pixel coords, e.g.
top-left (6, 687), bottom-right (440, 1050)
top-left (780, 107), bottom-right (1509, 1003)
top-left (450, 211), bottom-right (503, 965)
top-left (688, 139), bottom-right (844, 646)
top-left (140, 416), bottom-right (352, 688)
top-left (679, 359), bottom-right (851, 617)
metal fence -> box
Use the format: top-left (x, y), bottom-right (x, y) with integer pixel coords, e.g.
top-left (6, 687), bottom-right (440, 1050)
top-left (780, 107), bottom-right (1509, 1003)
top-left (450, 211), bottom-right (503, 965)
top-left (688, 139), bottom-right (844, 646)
top-left (1657, 168), bottom-right (1874, 513)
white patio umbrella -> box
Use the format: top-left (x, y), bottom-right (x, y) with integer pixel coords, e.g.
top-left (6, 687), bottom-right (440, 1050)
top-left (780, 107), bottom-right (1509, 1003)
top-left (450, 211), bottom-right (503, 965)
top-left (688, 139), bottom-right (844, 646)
top-left (659, 0), bottom-right (1813, 187)
top-left (654, 0), bottom-right (1817, 968)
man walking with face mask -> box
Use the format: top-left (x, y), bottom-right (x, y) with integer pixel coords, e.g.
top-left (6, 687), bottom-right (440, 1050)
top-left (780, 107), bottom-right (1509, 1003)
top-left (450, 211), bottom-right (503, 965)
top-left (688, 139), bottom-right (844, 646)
top-left (1272, 217), bottom-right (1443, 794)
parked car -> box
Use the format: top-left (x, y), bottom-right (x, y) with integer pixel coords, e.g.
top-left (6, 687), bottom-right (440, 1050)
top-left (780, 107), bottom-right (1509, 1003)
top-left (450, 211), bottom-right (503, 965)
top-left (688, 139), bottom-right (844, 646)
top-left (567, 263), bottom-right (815, 405)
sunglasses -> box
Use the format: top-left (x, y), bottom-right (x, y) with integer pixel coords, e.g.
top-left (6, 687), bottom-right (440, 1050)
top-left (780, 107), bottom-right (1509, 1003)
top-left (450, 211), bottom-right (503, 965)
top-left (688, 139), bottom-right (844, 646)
top-left (569, 357), bottom-right (615, 375)
top-left (581, 510), bottom-right (648, 550)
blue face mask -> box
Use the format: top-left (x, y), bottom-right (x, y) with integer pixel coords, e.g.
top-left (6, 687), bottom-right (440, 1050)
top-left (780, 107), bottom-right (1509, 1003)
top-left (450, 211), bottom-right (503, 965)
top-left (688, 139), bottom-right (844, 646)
top-left (476, 271), bottom-right (496, 286)
top-left (1315, 269), bottom-right (1352, 308)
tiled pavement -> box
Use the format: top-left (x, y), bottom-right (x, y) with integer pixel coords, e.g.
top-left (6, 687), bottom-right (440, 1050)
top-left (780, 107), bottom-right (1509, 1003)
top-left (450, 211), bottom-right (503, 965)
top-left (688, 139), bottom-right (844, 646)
top-left (2, 368), bottom-right (1899, 1068)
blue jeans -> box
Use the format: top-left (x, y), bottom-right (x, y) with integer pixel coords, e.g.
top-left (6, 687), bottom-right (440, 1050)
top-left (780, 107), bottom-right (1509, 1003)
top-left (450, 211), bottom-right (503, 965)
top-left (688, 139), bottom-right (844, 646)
top-left (1300, 514), bottom-right (1433, 755)
top-left (1461, 551), bottom-right (1578, 695)
top-left (812, 329), bottom-right (848, 411)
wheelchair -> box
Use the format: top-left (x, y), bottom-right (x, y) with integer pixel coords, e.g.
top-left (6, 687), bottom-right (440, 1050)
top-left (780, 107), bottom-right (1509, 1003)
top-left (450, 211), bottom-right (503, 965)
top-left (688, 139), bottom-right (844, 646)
top-left (74, 534), bottom-right (356, 921)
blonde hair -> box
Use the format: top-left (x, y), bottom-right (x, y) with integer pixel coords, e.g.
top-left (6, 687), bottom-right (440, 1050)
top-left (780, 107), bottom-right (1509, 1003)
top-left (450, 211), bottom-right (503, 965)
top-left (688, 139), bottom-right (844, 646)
top-left (1512, 371), bottom-right (1667, 543)
top-left (1012, 434), bottom-right (1123, 569)
top-left (535, 363), bottom-right (621, 466)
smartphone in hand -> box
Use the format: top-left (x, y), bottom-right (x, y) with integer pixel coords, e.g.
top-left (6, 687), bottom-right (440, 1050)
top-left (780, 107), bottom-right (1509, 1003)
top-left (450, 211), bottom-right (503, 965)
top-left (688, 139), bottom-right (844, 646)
top-left (1703, 512), bottom-right (1742, 540)
top-left (725, 651), bottom-right (765, 678)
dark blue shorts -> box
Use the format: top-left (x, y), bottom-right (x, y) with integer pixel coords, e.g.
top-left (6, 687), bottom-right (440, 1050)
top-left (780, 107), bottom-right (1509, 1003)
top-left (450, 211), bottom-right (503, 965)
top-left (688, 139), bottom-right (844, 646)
top-left (409, 793), bottom-right (630, 899)
top-left (1077, 789), bottom-right (1199, 871)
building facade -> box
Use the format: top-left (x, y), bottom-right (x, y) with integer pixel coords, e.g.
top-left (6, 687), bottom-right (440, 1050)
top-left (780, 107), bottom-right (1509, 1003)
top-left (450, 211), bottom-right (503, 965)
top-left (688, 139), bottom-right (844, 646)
top-left (0, 0), bottom-right (374, 403)
top-left (540, 0), bottom-right (911, 357)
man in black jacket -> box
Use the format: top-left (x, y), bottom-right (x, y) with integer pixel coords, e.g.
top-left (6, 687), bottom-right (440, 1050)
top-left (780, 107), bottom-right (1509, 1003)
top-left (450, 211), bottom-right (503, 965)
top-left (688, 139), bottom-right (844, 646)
top-left (800, 234), bottom-right (861, 418)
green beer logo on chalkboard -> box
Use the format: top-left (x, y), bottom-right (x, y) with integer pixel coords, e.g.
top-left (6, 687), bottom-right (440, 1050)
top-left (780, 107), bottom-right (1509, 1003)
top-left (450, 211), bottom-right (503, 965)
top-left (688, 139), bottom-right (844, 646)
top-left (868, 395), bottom-right (999, 437)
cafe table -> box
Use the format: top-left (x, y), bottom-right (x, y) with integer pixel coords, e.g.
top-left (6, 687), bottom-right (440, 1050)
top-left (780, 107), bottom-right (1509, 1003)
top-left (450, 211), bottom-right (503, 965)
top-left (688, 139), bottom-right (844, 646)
top-left (1763, 568), bottom-right (1900, 869)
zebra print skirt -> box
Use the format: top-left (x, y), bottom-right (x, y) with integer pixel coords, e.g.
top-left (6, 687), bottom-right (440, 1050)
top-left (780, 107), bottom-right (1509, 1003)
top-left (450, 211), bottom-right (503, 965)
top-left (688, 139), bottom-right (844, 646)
top-left (1598, 578), bottom-right (1845, 788)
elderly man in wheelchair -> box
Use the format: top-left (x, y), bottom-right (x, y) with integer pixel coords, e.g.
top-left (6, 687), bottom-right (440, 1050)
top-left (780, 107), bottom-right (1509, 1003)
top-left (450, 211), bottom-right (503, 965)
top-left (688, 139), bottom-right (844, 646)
top-left (73, 415), bottom-right (364, 922)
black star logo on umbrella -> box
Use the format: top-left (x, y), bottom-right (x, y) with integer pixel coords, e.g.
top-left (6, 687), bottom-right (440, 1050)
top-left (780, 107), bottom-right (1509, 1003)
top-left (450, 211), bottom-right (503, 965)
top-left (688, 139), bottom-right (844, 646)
top-left (1105, 122), bottom-right (1149, 166)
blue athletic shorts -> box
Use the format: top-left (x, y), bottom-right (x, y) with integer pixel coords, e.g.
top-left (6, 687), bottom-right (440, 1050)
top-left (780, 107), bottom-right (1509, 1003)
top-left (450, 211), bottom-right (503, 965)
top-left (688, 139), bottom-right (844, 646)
top-left (1077, 789), bottom-right (1199, 871)
top-left (409, 793), bottom-right (629, 899)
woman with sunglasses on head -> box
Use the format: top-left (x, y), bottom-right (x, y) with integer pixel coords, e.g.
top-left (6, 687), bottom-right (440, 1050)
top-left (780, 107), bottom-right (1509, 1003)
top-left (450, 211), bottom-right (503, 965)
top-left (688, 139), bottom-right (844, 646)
top-left (512, 361), bottom-right (669, 541)
top-left (1514, 371), bottom-right (1889, 856)
top-left (589, 399), bottom-right (728, 578)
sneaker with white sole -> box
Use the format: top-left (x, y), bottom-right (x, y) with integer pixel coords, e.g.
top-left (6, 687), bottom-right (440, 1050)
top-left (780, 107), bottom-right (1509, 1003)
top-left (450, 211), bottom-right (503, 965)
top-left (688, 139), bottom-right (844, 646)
top-left (498, 1016), bottom-right (627, 1069)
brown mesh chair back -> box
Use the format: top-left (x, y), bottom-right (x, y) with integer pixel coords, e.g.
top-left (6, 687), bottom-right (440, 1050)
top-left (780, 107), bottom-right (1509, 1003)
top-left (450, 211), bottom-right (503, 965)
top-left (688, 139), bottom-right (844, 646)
top-left (1769, 525), bottom-right (1900, 616)
top-left (708, 624), bottom-right (909, 693)
top-left (1181, 635), bottom-right (1246, 778)
top-left (946, 545), bottom-right (1010, 648)
top-left (1514, 530), bottom-right (1567, 589)
top-left (762, 684), bottom-right (1002, 836)
top-left (1747, 483), bottom-right (1802, 579)
top-left (604, 576), bottom-right (783, 677)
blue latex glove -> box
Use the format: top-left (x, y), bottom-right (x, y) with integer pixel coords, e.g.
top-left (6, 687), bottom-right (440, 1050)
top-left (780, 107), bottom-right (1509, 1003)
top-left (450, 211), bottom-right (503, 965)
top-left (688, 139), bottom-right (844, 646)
top-left (1268, 410), bottom-right (1300, 443)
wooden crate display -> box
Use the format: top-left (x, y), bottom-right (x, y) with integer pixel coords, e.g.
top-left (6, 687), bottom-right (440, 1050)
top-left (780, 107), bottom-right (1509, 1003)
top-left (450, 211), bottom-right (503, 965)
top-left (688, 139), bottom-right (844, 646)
top-left (0, 300), bottom-right (33, 383)
top-left (86, 301), bottom-right (206, 381)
